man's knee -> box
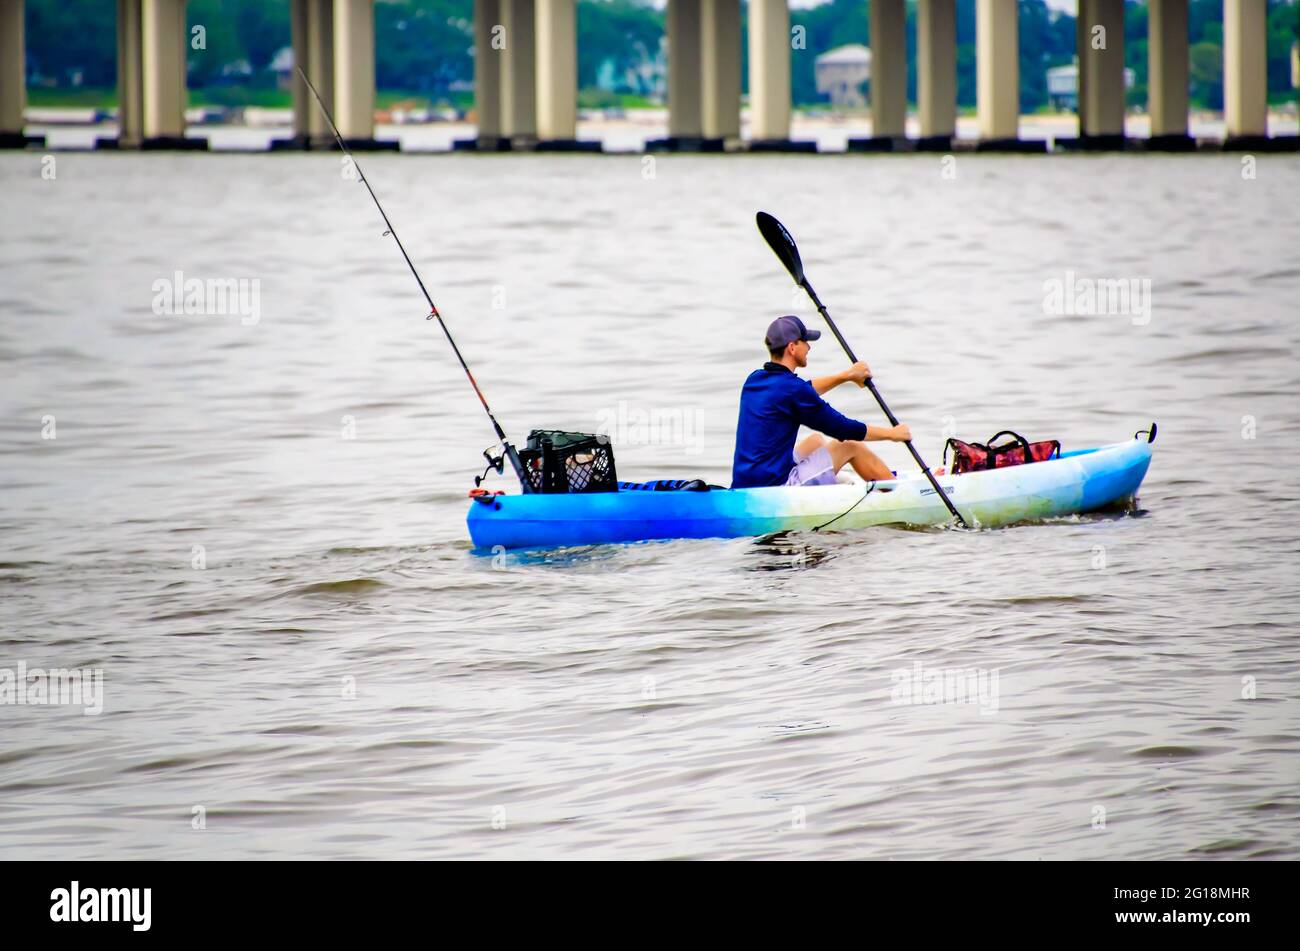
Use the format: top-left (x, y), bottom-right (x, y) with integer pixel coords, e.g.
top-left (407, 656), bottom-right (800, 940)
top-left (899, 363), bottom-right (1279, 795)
top-left (827, 438), bottom-right (855, 466)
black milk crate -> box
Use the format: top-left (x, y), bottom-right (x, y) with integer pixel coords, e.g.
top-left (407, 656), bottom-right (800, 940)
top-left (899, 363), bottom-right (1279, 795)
top-left (520, 430), bottom-right (618, 494)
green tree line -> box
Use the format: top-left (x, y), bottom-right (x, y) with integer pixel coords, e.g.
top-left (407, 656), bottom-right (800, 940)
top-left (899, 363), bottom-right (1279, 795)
top-left (22, 0), bottom-right (1300, 110)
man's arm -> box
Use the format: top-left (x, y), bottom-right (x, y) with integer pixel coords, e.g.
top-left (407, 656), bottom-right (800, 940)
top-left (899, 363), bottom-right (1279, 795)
top-left (864, 423), bottom-right (912, 442)
top-left (794, 382), bottom-right (868, 442)
top-left (811, 361), bottom-right (871, 395)
top-left (795, 380), bottom-right (911, 444)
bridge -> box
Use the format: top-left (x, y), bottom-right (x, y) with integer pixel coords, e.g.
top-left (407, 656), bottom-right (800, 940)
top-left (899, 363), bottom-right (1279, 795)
top-left (0, 0), bottom-right (1291, 152)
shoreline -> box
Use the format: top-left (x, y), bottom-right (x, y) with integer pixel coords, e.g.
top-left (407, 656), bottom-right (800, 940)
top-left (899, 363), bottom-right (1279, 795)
top-left (13, 106), bottom-right (1300, 154)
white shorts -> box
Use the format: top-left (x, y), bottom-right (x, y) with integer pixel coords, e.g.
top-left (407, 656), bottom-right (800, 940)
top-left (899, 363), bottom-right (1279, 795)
top-left (786, 444), bottom-right (838, 487)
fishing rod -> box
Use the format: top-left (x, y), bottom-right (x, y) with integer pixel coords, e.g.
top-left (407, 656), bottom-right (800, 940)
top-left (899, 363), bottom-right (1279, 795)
top-left (296, 66), bottom-right (531, 493)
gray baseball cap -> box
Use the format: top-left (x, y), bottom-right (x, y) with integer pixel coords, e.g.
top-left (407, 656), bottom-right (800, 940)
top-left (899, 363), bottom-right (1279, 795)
top-left (765, 315), bottom-right (821, 349)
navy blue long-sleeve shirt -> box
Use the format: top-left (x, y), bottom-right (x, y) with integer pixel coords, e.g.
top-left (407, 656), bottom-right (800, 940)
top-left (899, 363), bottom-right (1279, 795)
top-left (731, 363), bottom-right (869, 488)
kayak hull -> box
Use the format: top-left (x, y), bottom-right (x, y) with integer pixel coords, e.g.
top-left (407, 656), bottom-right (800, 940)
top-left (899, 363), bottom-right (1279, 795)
top-left (467, 436), bottom-right (1154, 551)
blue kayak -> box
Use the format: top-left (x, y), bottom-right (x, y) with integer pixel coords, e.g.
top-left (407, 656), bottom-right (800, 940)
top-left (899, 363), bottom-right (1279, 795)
top-left (467, 431), bottom-right (1155, 551)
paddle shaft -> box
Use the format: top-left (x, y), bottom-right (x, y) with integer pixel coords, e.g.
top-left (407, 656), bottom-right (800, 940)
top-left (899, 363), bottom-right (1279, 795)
top-left (800, 278), bottom-right (968, 527)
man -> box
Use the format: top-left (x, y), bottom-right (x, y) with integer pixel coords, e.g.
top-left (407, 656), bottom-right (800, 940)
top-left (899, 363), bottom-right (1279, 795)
top-left (731, 315), bottom-right (913, 489)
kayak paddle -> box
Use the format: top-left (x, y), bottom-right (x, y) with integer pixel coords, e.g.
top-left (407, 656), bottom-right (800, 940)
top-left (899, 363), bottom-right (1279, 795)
top-left (755, 211), bottom-right (968, 528)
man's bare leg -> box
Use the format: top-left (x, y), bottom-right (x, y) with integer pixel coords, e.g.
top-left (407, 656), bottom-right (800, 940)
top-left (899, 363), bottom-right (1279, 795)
top-left (794, 433), bottom-right (826, 460)
top-left (828, 438), bottom-right (894, 481)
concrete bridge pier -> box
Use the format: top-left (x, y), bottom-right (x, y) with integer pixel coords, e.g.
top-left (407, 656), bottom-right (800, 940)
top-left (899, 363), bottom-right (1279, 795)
top-left (976, 0), bottom-right (1042, 151)
top-left (536, 0), bottom-right (599, 151)
top-left (1147, 0), bottom-right (1194, 150)
top-left (466, 0), bottom-right (506, 150)
top-left (700, 0), bottom-right (740, 143)
top-left (111, 0), bottom-right (145, 149)
top-left (333, 0), bottom-right (373, 144)
top-left (140, 0), bottom-right (203, 149)
top-left (916, 0), bottom-right (956, 151)
top-left (464, 0), bottom-right (596, 152)
top-left (1222, 0), bottom-right (1268, 149)
top-left (99, 0), bottom-right (199, 149)
top-left (332, 0), bottom-right (394, 150)
top-left (0, 0), bottom-right (41, 147)
top-left (288, 0), bottom-right (394, 152)
top-left (304, 0), bottom-right (334, 147)
top-left (284, 0), bottom-right (394, 152)
top-left (850, 0), bottom-right (906, 151)
top-left (651, 0), bottom-right (717, 151)
top-left (535, 0), bottom-right (575, 145)
top-left (1075, 0), bottom-right (1127, 149)
top-left (500, 0), bottom-right (538, 148)
top-left (284, 0), bottom-right (311, 148)
top-left (653, 0), bottom-right (741, 152)
top-left (275, 0), bottom-right (337, 148)
top-left (746, 0), bottom-right (810, 152)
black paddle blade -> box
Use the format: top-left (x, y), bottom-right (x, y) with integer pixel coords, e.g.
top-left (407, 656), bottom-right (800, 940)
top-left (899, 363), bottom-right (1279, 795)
top-left (756, 211), bottom-right (805, 285)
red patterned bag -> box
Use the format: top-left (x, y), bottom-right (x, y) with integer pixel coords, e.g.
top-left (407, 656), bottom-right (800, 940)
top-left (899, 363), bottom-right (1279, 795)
top-left (944, 430), bottom-right (1061, 475)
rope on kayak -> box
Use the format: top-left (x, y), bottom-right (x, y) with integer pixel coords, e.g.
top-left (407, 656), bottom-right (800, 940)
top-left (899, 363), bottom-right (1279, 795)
top-left (813, 482), bottom-right (876, 533)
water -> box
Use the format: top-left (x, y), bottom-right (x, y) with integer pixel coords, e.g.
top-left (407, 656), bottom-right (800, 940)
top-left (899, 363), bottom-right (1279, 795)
top-left (1, 151), bottom-right (1297, 859)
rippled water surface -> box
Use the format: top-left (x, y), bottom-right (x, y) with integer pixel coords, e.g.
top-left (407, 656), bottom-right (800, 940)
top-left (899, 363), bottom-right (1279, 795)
top-left (2, 151), bottom-right (1298, 859)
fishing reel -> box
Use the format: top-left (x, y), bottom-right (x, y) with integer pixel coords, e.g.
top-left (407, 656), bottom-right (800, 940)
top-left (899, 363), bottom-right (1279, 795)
top-left (474, 447), bottom-right (506, 487)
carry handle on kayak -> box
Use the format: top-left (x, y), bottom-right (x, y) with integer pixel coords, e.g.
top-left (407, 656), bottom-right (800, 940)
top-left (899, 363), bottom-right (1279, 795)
top-left (756, 211), bottom-right (969, 528)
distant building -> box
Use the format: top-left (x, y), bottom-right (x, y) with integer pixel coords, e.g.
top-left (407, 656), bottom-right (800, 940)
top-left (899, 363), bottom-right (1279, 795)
top-left (592, 42), bottom-right (665, 98)
top-left (1047, 61), bottom-right (1136, 111)
top-left (269, 46), bottom-right (295, 90)
top-left (815, 44), bottom-right (871, 108)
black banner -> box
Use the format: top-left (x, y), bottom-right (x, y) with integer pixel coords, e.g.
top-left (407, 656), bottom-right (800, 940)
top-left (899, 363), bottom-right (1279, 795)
top-left (1, 860), bottom-right (1288, 939)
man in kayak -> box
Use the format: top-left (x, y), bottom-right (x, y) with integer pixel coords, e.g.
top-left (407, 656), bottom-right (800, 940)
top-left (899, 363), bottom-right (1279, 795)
top-left (731, 315), bottom-right (913, 488)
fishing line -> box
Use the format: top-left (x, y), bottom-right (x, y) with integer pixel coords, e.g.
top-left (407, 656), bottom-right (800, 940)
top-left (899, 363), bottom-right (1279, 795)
top-left (813, 481), bottom-right (876, 533)
top-left (296, 66), bottom-right (531, 492)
